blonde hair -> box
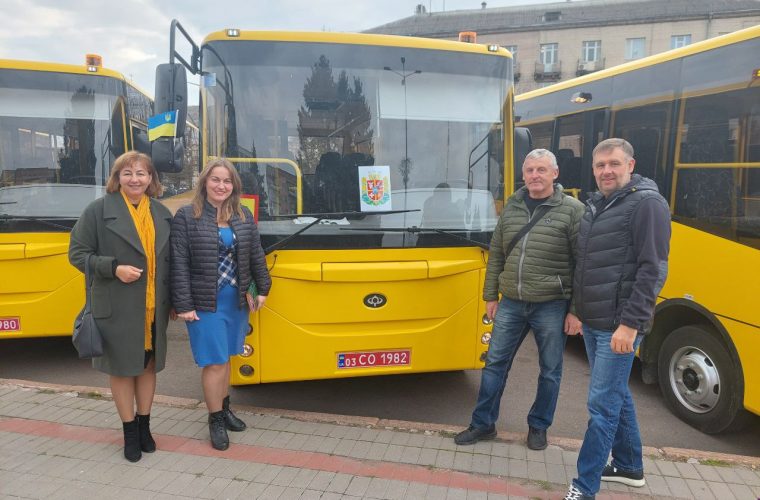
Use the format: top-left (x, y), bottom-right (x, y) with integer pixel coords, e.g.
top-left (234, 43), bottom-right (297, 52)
top-left (192, 158), bottom-right (245, 222)
top-left (106, 151), bottom-right (163, 197)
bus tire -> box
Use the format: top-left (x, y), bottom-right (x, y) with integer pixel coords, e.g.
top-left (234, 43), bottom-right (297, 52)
top-left (657, 325), bottom-right (750, 434)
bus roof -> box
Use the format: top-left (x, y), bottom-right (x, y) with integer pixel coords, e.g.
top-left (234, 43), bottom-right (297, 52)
top-left (516, 23), bottom-right (760, 101)
top-left (0, 58), bottom-right (128, 81)
top-left (201, 30), bottom-right (511, 58)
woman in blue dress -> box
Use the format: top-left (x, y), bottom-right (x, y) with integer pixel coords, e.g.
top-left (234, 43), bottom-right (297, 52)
top-left (171, 158), bottom-right (271, 450)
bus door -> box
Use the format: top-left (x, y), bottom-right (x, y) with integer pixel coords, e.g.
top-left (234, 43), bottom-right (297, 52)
top-left (553, 109), bottom-right (606, 200)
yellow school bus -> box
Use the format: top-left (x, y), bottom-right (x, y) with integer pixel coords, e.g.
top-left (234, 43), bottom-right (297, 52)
top-left (158, 21), bottom-right (518, 385)
top-left (515, 25), bottom-right (760, 433)
top-left (0, 56), bottom-right (196, 339)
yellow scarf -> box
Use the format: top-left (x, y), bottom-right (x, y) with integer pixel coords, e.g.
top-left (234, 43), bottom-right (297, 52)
top-left (120, 190), bottom-right (156, 351)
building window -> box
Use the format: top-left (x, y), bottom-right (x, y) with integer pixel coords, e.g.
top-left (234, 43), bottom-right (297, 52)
top-left (625, 38), bottom-right (646, 60)
top-left (582, 40), bottom-right (601, 62)
top-left (543, 11), bottom-right (561, 22)
top-left (671, 34), bottom-right (692, 49)
top-left (540, 43), bottom-right (558, 65)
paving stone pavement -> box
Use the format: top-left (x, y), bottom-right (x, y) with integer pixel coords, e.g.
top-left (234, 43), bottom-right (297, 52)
top-left (1, 381), bottom-right (759, 499)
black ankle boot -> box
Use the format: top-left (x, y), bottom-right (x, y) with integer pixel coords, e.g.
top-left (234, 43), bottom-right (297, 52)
top-left (222, 395), bottom-right (247, 432)
top-left (208, 411), bottom-right (229, 450)
top-left (122, 419), bottom-right (142, 462)
top-left (136, 413), bottom-right (156, 453)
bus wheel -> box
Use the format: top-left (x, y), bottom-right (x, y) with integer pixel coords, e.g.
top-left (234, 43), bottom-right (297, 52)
top-left (657, 325), bottom-right (749, 434)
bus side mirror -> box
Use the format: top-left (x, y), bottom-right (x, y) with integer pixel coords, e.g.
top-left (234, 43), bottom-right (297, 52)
top-left (514, 127), bottom-right (533, 170)
top-left (152, 138), bottom-right (185, 173)
top-left (155, 63), bottom-right (187, 138)
top-left (132, 128), bottom-right (151, 155)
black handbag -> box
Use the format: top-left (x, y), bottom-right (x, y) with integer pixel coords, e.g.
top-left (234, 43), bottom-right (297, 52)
top-left (72, 257), bottom-right (104, 359)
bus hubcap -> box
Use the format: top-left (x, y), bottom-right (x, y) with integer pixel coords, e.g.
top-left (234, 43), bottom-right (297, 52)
top-left (669, 346), bottom-right (720, 414)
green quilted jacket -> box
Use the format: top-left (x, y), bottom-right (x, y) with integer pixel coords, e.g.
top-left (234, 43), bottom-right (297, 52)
top-left (483, 185), bottom-right (584, 304)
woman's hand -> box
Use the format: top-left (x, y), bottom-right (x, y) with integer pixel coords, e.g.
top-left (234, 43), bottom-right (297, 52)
top-left (247, 293), bottom-right (267, 312)
top-left (177, 310), bottom-right (200, 322)
top-left (115, 265), bottom-right (143, 283)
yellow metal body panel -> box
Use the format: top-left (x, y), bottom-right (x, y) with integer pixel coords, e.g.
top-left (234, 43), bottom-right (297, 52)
top-left (0, 233), bottom-right (82, 338)
top-left (230, 247), bottom-right (490, 385)
top-left (662, 222), bottom-right (760, 412)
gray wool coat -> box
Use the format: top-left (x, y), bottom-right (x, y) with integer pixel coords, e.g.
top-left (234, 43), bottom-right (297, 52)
top-left (68, 191), bottom-right (173, 376)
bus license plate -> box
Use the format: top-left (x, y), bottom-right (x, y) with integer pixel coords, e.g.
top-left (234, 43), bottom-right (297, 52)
top-left (0, 317), bottom-right (21, 332)
top-left (338, 350), bottom-right (410, 369)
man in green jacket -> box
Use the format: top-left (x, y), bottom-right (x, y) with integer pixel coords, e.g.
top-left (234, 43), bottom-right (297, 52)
top-left (455, 149), bottom-right (584, 450)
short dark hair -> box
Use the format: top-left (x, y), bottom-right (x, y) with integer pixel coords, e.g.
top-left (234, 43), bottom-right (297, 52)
top-left (592, 138), bottom-right (634, 159)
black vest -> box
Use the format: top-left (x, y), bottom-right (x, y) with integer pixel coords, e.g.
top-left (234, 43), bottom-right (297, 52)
top-left (573, 176), bottom-right (664, 331)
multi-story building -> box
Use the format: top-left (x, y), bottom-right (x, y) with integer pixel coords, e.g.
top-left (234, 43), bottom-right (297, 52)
top-left (366, 0), bottom-right (760, 93)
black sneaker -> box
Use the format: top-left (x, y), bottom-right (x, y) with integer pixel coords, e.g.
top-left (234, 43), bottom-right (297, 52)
top-left (601, 463), bottom-right (645, 487)
top-left (526, 426), bottom-right (547, 450)
top-left (563, 485), bottom-right (595, 500)
top-left (453, 425), bottom-right (496, 445)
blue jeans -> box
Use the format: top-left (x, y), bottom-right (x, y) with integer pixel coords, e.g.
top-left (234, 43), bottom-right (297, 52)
top-left (573, 326), bottom-right (643, 496)
top-left (470, 298), bottom-right (568, 431)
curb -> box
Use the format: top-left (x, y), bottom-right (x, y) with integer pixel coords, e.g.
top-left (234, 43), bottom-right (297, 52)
top-left (3, 377), bottom-right (758, 469)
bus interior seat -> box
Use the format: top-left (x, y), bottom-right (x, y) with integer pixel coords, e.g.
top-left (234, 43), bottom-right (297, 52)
top-left (340, 152), bottom-right (373, 212)
top-left (555, 148), bottom-right (582, 189)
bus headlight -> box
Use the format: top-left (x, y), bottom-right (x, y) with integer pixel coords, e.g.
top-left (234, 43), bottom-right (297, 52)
top-left (246, 323), bottom-right (253, 337)
top-left (482, 314), bottom-right (492, 325)
top-left (241, 344), bottom-right (253, 357)
top-left (481, 332), bottom-right (491, 344)
top-left (239, 365), bottom-right (254, 376)
top-left (226, 28), bottom-right (240, 37)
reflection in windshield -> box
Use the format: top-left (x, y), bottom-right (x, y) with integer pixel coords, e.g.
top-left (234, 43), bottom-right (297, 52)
top-left (203, 40), bottom-right (510, 248)
top-left (0, 71), bottom-right (123, 224)
top-left (0, 184), bottom-right (106, 218)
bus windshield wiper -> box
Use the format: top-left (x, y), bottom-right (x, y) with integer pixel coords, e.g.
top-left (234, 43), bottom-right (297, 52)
top-left (0, 214), bottom-right (76, 231)
top-left (264, 209), bottom-right (420, 254)
top-left (339, 226), bottom-right (490, 250)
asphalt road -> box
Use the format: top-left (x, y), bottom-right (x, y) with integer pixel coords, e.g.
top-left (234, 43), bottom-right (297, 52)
top-left (2, 321), bottom-right (759, 458)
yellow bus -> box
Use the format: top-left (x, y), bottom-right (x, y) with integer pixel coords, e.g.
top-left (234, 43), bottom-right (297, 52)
top-left (156, 21), bottom-right (518, 385)
top-left (514, 25), bottom-right (760, 433)
top-left (0, 56), bottom-right (196, 339)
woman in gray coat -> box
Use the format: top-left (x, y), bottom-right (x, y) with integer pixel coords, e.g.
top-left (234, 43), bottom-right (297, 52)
top-left (68, 151), bottom-right (173, 463)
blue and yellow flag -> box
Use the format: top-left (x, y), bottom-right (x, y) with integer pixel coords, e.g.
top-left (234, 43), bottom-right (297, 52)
top-left (147, 110), bottom-right (178, 141)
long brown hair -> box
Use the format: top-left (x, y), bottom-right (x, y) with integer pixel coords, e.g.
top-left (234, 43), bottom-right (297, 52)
top-left (105, 151), bottom-right (163, 197)
top-left (192, 158), bottom-right (245, 222)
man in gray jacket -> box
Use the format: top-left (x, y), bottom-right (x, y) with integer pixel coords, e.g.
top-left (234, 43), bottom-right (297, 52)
top-left (455, 149), bottom-right (584, 450)
top-left (564, 139), bottom-right (670, 500)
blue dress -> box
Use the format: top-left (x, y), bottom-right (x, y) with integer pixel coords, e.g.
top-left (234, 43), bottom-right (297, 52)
top-left (186, 227), bottom-right (249, 367)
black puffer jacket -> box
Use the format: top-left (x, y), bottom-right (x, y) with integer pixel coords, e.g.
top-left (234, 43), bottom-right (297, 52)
top-left (170, 201), bottom-right (271, 313)
top-left (573, 175), bottom-right (670, 333)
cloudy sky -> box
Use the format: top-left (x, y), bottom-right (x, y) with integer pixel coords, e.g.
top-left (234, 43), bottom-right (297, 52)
top-left (1, 0), bottom-right (555, 99)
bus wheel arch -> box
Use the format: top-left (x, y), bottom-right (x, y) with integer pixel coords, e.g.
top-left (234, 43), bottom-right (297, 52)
top-left (645, 300), bottom-right (749, 433)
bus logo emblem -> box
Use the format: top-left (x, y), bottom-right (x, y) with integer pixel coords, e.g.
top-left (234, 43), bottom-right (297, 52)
top-left (364, 293), bottom-right (387, 308)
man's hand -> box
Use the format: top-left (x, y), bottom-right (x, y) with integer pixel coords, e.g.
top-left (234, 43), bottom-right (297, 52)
top-left (485, 300), bottom-right (499, 321)
top-left (610, 324), bottom-right (638, 353)
top-left (564, 313), bottom-right (582, 336)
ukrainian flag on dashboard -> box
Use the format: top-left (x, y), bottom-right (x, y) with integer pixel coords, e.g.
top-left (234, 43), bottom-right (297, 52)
top-left (148, 110), bottom-right (178, 141)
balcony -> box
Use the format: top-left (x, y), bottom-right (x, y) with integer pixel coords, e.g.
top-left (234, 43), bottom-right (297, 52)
top-left (534, 61), bottom-right (561, 82)
top-left (576, 58), bottom-right (605, 77)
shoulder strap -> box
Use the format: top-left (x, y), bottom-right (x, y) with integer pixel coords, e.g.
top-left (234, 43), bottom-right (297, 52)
top-left (504, 205), bottom-right (551, 259)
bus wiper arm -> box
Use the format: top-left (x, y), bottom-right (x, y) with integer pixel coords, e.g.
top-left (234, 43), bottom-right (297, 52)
top-left (264, 209), bottom-right (420, 254)
top-left (339, 226), bottom-right (490, 250)
top-left (0, 214), bottom-right (76, 231)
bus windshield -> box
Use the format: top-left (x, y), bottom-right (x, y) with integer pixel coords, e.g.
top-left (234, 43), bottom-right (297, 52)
top-left (202, 40), bottom-right (510, 249)
top-left (0, 70), bottom-right (125, 228)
